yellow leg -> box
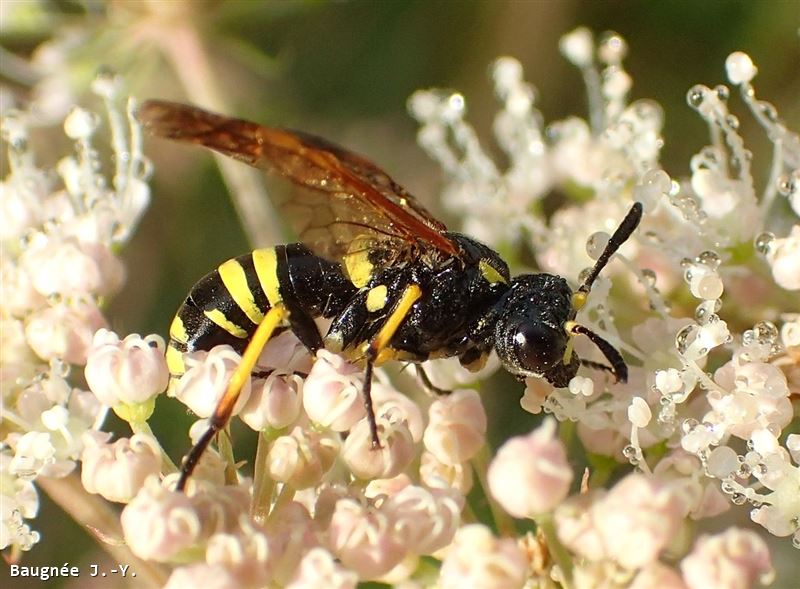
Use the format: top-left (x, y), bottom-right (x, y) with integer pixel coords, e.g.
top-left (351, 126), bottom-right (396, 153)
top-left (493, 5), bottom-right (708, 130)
top-left (363, 284), bottom-right (421, 447)
top-left (372, 284), bottom-right (421, 351)
top-left (177, 304), bottom-right (287, 491)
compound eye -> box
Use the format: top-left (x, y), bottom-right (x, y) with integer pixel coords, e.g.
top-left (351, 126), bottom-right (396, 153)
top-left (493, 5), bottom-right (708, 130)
top-left (513, 323), bottom-right (565, 372)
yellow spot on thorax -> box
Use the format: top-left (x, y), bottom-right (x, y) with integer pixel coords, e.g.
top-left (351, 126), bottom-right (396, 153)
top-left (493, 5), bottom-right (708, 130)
top-left (252, 248), bottom-right (282, 306)
top-left (218, 258), bottom-right (264, 324)
top-left (479, 259), bottom-right (508, 285)
top-left (343, 236), bottom-right (374, 288)
top-left (366, 285), bottom-right (388, 312)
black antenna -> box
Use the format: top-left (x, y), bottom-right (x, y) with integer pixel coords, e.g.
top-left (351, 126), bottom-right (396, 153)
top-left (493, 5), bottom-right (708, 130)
top-left (570, 323), bottom-right (628, 382)
top-left (578, 202), bottom-right (643, 295)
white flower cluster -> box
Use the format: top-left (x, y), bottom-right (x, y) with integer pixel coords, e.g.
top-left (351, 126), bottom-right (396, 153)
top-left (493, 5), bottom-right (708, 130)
top-left (0, 75), bottom-right (154, 552)
top-left (409, 26), bottom-right (797, 587)
top-left (3, 28), bottom-right (797, 589)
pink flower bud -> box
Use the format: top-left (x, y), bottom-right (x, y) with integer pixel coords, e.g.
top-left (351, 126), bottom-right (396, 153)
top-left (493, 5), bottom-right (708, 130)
top-left (681, 528), bottom-right (774, 589)
top-left (327, 498), bottom-right (406, 579)
top-left (267, 427), bottom-right (339, 489)
top-left (423, 389), bottom-right (487, 465)
top-left (630, 562), bottom-right (688, 589)
top-left (385, 483), bottom-right (463, 555)
top-left (163, 564), bottom-right (240, 589)
top-left (173, 346), bottom-right (250, 418)
top-left (373, 383), bottom-right (425, 442)
top-left (84, 329), bottom-right (169, 406)
top-left (555, 493), bottom-right (606, 561)
top-left (342, 410), bottom-right (415, 480)
top-left (240, 373), bottom-right (303, 431)
top-left (488, 419), bottom-right (573, 517)
top-left (121, 477), bottom-right (200, 561)
top-left (285, 547), bottom-right (358, 589)
top-left (419, 450), bottom-right (473, 494)
top-left (80, 431), bottom-right (161, 503)
top-left (439, 524), bottom-right (527, 589)
top-left (205, 524), bottom-right (274, 588)
top-left (22, 236), bottom-right (124, 298)
top-left (594, 474), bottom-right (684, 569)
top-left (26, 299), bottom-right (107, 365)
top-left (303, 350), bottom-right (365, 431)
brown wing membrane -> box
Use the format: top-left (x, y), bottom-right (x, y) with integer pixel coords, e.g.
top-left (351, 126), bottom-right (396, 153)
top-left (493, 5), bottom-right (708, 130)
top-left (137, 100), bottom-right (458, 263)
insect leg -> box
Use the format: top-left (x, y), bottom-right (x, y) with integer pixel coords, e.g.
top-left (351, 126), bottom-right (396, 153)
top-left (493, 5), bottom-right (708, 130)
top-left (415, 365), bottom-right (451, 396)
top-left (176, 304), bottom-right (288, 491)
top-left (362, 284), bottom-right (422, 448)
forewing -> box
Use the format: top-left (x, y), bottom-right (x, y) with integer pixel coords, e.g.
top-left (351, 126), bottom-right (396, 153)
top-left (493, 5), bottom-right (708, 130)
top-left (137, 100), bottom-right (457, 263)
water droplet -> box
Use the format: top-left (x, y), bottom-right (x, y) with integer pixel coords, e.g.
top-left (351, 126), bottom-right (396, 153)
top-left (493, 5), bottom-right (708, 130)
top-left (675, 324), bottom-right (697, 353)
top-left (586, 231), bottom-right (610, 260)
top-left (753, 321), bottom-right (778, 345)
top-left (754, 232), bottom-right (774, 255)
top-left (776, 173), bottom-right (797, 196)
top-left (714, 85), bottom-right (730, 101)
top-left (725, 114), bottom-right (739, 130)
top-left (681, 418), bottom-right (699, 434)
top-left (687, 85), bottom-right (708, 109)
top-left (731, 492), bottom-right (747, 505)
top-left (758, 101), bottom-right (779, 122)
top-left (697, 250), bottom-right (721, 268)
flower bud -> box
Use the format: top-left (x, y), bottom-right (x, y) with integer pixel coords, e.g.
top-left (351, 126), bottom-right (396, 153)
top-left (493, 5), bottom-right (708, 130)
top-left (423, 389), bottom-right (486, 465)
top-left (240, 373), bottom-right (303, 431)
top-left (121, 477), bottom-right (200, 561)
top-left (385, 483), bottom-right (462, 555)
top-left (85, 329), bottom-right (169, 406)
top-left (488, 419), bottom-right (572, 517)
top-left (26, 300), bottom-right (107, 365)
top-left (439, 524), bottom-right (527, 589)
top-left (419, 450), bottom-right (473, 494)
top-left (268, 427), bottom-right (339, 489)
top-left (327, 498), bottom-right (406, 579)
top-left (681, 528), bottom-right (774, 589)
top-left (285, 547), bottom-right (358, 589)
top-left (342, 410), bottom-right (415, 480)
top-left (81, 431), bottom-right (161, 503)
top-left (303, 350), bottom-right (364, 431)
top-left (594, 474), bottom-right (684, 569)
top-left (173, 346), bottom-right (250, 418)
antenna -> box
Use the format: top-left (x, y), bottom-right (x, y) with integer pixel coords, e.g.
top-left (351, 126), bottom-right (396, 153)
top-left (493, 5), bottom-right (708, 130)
top-left (578, 202), bottom-right (643, 295)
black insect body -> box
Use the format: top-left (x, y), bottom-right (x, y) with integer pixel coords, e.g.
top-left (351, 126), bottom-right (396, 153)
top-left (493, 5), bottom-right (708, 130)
top-left (138, 100), bottom-right (643, 491)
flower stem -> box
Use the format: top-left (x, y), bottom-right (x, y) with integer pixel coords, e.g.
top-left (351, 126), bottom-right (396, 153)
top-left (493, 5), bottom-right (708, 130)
top-left (536, 513), bottom-right (574, 589)
top-left (38, 474), bottom-right (169, 589)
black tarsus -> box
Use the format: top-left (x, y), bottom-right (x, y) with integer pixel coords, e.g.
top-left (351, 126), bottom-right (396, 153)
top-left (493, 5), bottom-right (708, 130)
top-left (363, 346), bottom-right (382, 449)
top-left (176, 419), bottom-right (221, 491)
top-left (415, 365), bottom-right (451, 396)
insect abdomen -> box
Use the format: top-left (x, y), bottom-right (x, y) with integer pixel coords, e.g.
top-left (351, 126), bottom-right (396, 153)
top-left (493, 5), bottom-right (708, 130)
top-left (166, 245), bottom-right (355, 379)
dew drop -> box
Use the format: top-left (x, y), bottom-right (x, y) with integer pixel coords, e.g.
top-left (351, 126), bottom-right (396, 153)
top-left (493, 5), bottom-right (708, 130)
top-left (697, 250), bottom-right (721, 268)
top-left (687, 85), bottom-right (708, 109)
top-left (714, 85), bottom-right (730, 101)
top-left (586, 231), bottom-right (610, 260)
top-left (754, 232), bottom-right (774, 255)
top-left (758, 101), bottom-right (779, 123)
top-left (675, 324), bottom-right (697, 353)
top-left (725, 114), bottom-right (739, 130)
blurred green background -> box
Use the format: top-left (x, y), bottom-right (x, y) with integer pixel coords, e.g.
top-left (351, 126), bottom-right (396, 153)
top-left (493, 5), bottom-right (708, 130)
top-left (2, 1), bottom-right (798, 587)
